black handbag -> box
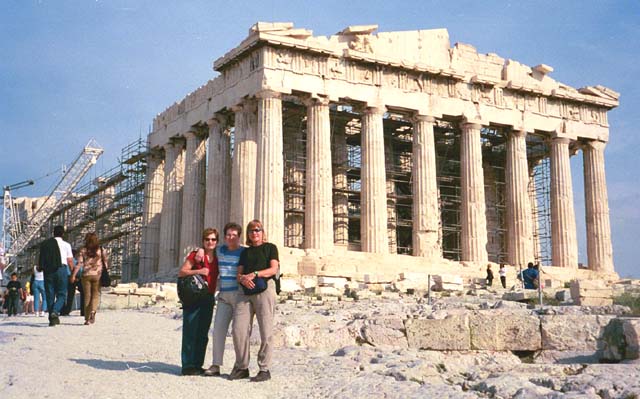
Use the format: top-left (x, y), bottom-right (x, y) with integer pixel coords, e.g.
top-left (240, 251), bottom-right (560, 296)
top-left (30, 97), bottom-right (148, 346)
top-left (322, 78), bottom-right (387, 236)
top-left (242, 276), bottom-right (268, 295)
top-left (99, 247), bottom-right (111, 287)
top-left (177, 274), bottom-right (209, 306)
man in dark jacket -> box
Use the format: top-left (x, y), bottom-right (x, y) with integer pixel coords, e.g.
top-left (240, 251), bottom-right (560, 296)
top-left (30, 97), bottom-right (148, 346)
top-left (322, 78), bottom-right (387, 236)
top-left (39, 225), bottom-right (73, 326)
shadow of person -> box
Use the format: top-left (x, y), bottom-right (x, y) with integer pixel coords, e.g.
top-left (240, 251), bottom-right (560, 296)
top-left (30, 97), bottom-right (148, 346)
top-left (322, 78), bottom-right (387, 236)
top-left (70, 358), bottom-right (181, 375)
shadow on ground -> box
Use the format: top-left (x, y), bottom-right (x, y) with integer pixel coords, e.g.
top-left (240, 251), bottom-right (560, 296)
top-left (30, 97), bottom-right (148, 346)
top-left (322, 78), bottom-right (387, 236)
top-left (70, 358), bottom-right (181, 375)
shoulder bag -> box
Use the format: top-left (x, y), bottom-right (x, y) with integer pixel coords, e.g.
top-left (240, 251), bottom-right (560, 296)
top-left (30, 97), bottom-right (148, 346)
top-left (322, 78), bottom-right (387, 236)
top-left (177, 251), bottom-right (209, 306)
top-left (100, 247), bottom-right (111, 287)
top-left (242, 276), bottom-right (268, 295)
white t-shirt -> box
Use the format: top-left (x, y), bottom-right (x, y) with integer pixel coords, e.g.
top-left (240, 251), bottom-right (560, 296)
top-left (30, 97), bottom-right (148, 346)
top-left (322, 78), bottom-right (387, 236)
top-left (499, 267), bottom-right (507, 277)
top-left (34, 266), bottom-right (45, 281)
top-left (54, 237), bottom-right (73, 266)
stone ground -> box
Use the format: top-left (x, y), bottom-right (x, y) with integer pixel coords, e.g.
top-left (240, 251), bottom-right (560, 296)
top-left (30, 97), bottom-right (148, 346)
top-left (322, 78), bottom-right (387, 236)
top-left (1, 297), bottom-right (640, 399)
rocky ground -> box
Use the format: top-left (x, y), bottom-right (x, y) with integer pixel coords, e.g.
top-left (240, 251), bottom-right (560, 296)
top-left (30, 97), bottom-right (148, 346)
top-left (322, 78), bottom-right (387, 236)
top-left (1, 293), bottom-right (639, 399)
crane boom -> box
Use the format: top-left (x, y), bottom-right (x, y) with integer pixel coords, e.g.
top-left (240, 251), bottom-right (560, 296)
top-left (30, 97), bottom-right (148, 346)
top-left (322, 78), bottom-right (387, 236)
top-left (3, 139), bottom-right (103, 272)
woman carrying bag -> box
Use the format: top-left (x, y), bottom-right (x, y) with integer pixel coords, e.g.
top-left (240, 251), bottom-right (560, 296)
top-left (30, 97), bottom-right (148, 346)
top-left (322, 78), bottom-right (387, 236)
top-left (71, 232), bottom-right (108, 325)
top-left (230, 219), bottom-right (279, 382)
top-left (178, 228), bottom-right (219, 376)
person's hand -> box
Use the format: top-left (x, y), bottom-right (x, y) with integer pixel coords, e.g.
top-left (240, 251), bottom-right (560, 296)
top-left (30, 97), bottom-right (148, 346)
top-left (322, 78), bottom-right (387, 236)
top-left (240, 273), bottom-right (256, 289)
top-left (194, 248), bottom-right (205, 263)
top-left (70, 276), bottom-right (75, 284)
top-left (198, 268), bottom-right (209, 276)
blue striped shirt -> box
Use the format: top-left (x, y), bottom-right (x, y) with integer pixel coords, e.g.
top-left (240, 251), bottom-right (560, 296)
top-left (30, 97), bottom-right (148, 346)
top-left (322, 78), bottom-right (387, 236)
top-left (216, 244), bottom-right (244, 292)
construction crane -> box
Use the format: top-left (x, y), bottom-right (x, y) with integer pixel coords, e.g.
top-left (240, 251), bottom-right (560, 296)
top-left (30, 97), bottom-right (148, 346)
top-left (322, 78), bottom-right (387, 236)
top-left (2, 139), bottom-right (103, 273)
top-left (2, 179), bottom-right (35, 255)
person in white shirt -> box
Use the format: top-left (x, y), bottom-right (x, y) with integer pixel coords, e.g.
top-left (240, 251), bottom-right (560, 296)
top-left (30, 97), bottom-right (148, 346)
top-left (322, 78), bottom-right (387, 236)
top-left (33, 265), bottom-right (47, 316)
top-left (499, 263), bottom-right (507, 289)
top-left (38, 225), bottom-right (73, 326)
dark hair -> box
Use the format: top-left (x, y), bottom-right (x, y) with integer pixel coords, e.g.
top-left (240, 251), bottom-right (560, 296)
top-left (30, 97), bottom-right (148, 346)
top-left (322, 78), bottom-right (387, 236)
top-left (10, 272), bottom-right (17, 277)
top-left (53, 225), bottom-right (65, 237)
top-left (85, 232), bottom-right (99, 258)
top-left (202, 228), bottom-right (219, 242)
top-left (527, 262), bottom-right (534, 268)
top-left (224, 222), bottom-right (242, 238)
top-left (246, 219), bottom-right (266, 245)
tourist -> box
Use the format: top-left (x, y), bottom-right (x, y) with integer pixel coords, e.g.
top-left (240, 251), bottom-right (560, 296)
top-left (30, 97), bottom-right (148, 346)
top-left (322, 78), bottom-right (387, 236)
top-left (23, 281), bottom-right (34, 315)
top-left (203, 222), bottom-right (244, 377)
top-left (521, 262), bottom-right (539, 289)
top-left (230, 219), bottom-right (279, 382)
top-left (32, 265), bottom-right (47, 317)
top-left (178, 228), bottom-right (219, 376)
top-left (39, 225), bottom-right (73, 326)
top-left (499, 263), bottom-right (507, 289)
top-left (61, 249), bottom-right (80, 316)
top-left (70, 233), bottom-right (108, 325)
top-left (486, 264), bottom-right (494, 287)
top-left (6, 273), bottom-right (23, 317)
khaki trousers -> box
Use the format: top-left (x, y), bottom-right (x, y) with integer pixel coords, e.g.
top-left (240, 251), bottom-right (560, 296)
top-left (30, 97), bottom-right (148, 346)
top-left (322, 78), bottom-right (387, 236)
top-left (232, 279), bottom-right (276, 371)
top-left (211, 289), bottom-right (238, 366)
top-left (81, 274), bottom-right (101, 320)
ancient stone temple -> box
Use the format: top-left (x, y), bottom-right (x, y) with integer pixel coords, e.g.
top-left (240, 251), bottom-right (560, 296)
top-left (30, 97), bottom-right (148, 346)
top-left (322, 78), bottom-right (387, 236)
top-left (139, 22), bottom-right (619, 282)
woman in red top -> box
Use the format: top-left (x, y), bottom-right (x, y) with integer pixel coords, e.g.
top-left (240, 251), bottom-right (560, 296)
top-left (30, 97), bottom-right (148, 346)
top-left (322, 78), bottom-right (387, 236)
top-left (178, 228), bottom-right (219, 376)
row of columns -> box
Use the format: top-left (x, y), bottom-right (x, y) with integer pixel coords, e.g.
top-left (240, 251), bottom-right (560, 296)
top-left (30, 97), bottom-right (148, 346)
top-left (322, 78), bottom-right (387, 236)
top-left (139, 93), bottom-right (614, 277)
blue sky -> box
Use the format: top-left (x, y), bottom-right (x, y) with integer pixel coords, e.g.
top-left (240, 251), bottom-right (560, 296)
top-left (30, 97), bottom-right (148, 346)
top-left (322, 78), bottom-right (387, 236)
top-left (1, 1), bottom-right (639, 277)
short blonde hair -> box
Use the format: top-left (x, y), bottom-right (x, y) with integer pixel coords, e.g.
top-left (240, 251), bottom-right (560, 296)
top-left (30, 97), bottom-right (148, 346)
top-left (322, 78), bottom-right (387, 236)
top-left (202, 228), bottom-right (219, 242)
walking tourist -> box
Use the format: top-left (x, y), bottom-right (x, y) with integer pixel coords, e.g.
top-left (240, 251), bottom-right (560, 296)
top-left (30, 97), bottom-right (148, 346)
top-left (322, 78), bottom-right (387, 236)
top-left (179, 228), bottom-right (219, 376)
top-left (70, 233), bottom-right (109, 325)
top-left (486, 264), bottom-right (494, 287)
top-left (499, 263), bottom-right (507, 289)
top-left (6, 272), bottom-right (23, 317)
top-left (39, 225), bottom-right (73, 326)
top-left (203, 222), bottom-right (244, 377)
top-left (32, 265), bottom-right (47, 317)
top-left (230, 219), bottom-right (279, 382)
top-left (61, 249), bottom-right (80, 316)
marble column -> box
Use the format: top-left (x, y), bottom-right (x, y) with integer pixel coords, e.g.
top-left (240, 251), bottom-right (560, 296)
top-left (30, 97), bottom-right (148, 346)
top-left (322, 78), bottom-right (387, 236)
top-left (412, 115), bottom-right (441, 258)
top-left (139, 150), bottom-right (164, 278)
top-left (204, 116), bottom-right (231, 232)
top-left (460, 121), bottom-right (488, 262)
top-left (229, 101), bottom-right (258, 234)
top-left (158, 140), bottom-right (184, 274)
top-left (179, 130), bottom-right (206, 258)
top-left (550, 136), bottom-right (578, 268)
top-left (304, 96), bottom-right (333, 254)
top-left (505, 130), bottom-right (534, 268)
top-left (361, 106), bottom-right (388, 253)
top-left (583, 140), bottom-right (614, 272)
top-left (255, 91), bottom-right (284, 248)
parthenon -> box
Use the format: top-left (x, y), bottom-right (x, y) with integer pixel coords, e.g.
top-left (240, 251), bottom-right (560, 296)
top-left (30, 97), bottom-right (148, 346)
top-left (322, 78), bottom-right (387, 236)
top-left (139, 22), bottom-right (619, 282)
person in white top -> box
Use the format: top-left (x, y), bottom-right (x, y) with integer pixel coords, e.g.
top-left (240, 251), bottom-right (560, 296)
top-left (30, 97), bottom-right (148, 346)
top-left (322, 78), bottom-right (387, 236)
top-left (33, 265), bottom-right (47, 316)
top-left (38, 225), bottom-right (74, 326)
top-left (499, 263), bottom-right (507, 289)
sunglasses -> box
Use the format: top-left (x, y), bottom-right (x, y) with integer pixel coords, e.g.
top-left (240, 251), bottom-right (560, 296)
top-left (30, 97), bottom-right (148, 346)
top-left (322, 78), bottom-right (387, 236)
top-left (249, 228), bottom-right (263, 233)
top-left (204, 237), bottom-right (218, 242)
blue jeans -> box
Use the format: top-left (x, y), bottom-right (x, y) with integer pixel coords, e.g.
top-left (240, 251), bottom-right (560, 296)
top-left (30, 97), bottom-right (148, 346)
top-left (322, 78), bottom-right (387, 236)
top-left (44, 266), bottom-right (68, 316)
top-left (181, 295), bottom-right (214, 372)
top-left (33, 280), bottom-right (47, 312)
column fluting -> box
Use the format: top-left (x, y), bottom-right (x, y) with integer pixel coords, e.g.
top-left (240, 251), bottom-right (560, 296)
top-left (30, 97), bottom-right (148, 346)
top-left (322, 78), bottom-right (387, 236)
top-left (158, 140), bottom-right (184, 274)
top-left (179, 130), bottom-right (206, 258)
top-left (550, 136), bottom-right (578, 268)
top-left (139, 150), bottom-right (164, 279)
top-left (204, 117), bottom-right (231, 232)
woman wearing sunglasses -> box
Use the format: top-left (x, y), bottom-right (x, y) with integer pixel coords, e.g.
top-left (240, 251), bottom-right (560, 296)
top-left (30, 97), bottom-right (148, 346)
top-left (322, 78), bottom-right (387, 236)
top-left (178, 228), bottom-right (219, 376)
top-left (229, 219), bottom-right (279, 382)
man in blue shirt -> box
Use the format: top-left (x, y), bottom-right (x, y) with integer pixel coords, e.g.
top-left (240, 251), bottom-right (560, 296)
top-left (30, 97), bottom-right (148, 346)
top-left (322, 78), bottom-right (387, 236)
top-left (204, 222), bottom-right (245, 377)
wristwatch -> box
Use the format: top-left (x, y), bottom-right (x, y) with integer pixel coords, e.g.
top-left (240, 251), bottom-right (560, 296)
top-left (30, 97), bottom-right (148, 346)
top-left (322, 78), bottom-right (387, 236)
top-left (254, 271), bottom-right (259, 277)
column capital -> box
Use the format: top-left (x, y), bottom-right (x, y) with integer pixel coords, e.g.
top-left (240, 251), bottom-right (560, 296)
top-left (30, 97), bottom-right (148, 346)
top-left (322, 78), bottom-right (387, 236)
top-left (231, 98), bottom-right (257, 114)
top-left (583, 139), bottom-right (607, 152)
top-left (550, 136), bottom-right (572, 145)
top-left (164, 138), bottom-right (184, 151)
top-left (509, 129), bottom-right (527, 139)
top-left (360, 105), bottom-right (386, 116)
top-left (255, 89), bottom-right (282, 100)
top-left (183, 130), bottom-right (201, 141)
top-left (206, 114), bottom-right (229, 129)
top-left (302, 95), bottom-right (330, 107)
top-left (411, 114), bottom-right (436, 124)
top-left (460, 121), bottom-right (484, 131)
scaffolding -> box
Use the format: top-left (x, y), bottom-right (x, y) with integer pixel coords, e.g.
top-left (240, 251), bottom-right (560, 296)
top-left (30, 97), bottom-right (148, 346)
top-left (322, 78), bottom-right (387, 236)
top-left (527, 133), bottom-right (552, 265)
top-left (282, 101), bottom-right (307, 248)
top-left (15, 138), bottom-right (147, 282)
